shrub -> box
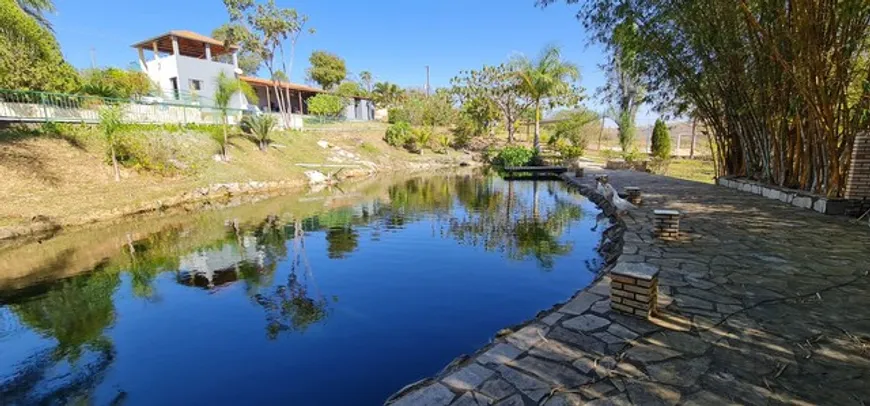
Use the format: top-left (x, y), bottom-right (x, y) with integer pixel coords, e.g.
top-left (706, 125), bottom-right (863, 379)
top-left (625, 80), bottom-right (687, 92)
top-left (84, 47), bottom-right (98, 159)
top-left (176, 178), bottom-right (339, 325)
top-left (623, 148), bottom-right (644, 163)
top-left (556, 141), bottom-right (585, 160)
top-left (243, 114), bottom-right (278, 151)
top-left (436, 134), bottom-right (451, 153)
top-left (388, 107), bottom-right (410, 124)
top-left (307, 94), bottom-right (345, 117)
top-left (413, 127), bottom-right (432, 148)
top-left (80, 68), bottom-right (153, 99)
top-left (451, 117), bottom-right (482, 149)
top-left (493, 146), bottom-right (535, 167)
top-left (651, 119), bottom-right (672, 159)
top-left (548, 110), bottom-right (594, 158)
top-left (384, 122), bottom-right (413, 147)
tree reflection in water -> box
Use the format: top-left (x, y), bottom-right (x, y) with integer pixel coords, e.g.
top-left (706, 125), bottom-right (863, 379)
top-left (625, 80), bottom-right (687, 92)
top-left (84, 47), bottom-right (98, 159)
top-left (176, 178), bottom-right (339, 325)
top-left (254, 220), bottom-right (330, 339)
top-left (3, 269), bottom-right (122, 404)
top-left (447, 178), bottom-right (582, 269)
top-left (0, 175), bottom-right (593, 404)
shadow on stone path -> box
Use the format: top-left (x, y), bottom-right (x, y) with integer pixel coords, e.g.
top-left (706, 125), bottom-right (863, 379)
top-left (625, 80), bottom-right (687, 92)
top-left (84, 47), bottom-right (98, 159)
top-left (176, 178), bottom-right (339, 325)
top-left (385, 168), bottom-right (870, 406)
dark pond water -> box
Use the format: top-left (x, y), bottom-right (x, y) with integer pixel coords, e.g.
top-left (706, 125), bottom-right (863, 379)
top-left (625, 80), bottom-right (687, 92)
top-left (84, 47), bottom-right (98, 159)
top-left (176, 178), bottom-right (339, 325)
top-left (0, 174), bottom-right (608, 405)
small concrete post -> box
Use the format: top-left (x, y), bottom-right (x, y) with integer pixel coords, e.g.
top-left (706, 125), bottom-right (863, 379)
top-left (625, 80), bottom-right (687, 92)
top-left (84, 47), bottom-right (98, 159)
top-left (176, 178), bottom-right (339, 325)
top-left (653, 209), bottom-right (680, 240)
top-left (610, 262), bottom-right (659, 318)
top-left (575, 167), bottom-right (584, 178)
top-left (624, 187), bottom-right (642, 205)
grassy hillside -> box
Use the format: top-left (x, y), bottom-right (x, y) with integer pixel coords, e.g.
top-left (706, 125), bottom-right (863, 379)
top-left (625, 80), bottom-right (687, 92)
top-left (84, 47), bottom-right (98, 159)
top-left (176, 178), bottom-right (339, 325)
top-left (0, 121), bottom-right (472, 233)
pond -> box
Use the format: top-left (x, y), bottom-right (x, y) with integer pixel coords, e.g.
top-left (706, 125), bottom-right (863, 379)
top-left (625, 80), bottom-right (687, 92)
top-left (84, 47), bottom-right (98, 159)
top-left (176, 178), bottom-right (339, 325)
top-left (0, 173), bottom-right (609, 405)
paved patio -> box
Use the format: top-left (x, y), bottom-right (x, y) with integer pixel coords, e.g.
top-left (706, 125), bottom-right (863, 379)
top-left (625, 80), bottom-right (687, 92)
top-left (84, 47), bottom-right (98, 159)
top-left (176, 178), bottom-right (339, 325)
top-left (385, 168), bottom-right (870, 406)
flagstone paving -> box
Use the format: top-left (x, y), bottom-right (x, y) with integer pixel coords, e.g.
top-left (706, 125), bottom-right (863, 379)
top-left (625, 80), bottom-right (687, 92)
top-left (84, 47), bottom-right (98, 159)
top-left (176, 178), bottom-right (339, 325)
top-left (385, 168), bottom-right (870, 406)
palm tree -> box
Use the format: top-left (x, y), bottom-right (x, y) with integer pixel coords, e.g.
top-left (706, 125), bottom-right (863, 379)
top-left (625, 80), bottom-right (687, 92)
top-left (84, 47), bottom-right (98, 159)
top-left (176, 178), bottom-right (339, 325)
top-left (372, 82), bottom-right (404, 108)
top-left (99, 105), bottom-right (124, 182)
top-left (359, 71), bottom-right (373, 93)
top-left (513, 45), bottom-right (580, 154)
top-left (214, 71), bottom-right (257, 161)
top-left (15, 0), bottom-right (54, 30)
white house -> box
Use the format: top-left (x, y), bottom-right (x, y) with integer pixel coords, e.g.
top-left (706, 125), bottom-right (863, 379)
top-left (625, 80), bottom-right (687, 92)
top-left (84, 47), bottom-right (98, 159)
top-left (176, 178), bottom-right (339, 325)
top-left (131, 30), bottom-right (374, 122)
top-left (132, 30), bottom-right (248, 109)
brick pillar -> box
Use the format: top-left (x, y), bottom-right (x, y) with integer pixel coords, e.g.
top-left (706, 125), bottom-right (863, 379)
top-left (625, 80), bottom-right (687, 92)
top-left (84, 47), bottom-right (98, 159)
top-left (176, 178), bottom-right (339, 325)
top-left (845, 132), bottom-right (870, 200)
top-left (653, 209), bottom-right (681, 240)
top-left (624, 187), bottom-right (642, 205)
top-left (610, 263), bottom-right (659, 318)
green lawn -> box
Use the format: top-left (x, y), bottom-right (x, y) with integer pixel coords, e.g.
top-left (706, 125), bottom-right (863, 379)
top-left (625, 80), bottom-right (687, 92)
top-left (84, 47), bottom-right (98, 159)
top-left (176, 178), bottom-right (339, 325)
top-left (662, 158), bottom-right (717, 184)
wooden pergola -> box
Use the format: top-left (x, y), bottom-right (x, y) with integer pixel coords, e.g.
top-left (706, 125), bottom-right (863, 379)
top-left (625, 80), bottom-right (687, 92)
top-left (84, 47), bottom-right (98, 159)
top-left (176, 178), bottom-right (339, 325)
top-left (131, 30), bottom-right (239, 65)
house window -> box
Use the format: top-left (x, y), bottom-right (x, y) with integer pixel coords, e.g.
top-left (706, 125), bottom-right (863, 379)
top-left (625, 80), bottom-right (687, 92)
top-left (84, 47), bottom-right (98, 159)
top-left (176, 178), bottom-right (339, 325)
top-left (189, 79), bottom-right (203, 91)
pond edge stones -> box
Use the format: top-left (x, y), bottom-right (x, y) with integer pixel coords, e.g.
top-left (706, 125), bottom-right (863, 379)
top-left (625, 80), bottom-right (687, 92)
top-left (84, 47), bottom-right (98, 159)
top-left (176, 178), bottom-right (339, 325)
top-left (653, 209), bottom-right (680, 240)
top-left (610, 262), bottom-right (659, 318)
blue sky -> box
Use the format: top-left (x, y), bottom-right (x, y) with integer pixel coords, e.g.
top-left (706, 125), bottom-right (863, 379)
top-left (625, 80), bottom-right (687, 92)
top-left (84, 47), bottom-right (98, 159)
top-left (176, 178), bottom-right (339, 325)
top-left (50, 0), bottom-right (657, 124)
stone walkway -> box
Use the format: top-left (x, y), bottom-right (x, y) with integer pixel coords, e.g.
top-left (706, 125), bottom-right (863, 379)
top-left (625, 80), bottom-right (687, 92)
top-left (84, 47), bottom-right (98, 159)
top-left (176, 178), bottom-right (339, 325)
top-left (385, 168), bottom-right (870, 406)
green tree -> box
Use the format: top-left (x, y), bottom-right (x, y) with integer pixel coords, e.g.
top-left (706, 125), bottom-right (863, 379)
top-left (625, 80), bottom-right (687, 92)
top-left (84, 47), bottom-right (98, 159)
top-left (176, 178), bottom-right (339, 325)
top-left (307, 93), bottom-right (344, 117)
top-left (0, 0), bottom-right (79, 92)
top-left (99, 104), bottom-right (124, 182)
top-left (651, 119), bottom-right (671, 159)
top-left (79, 68), bottom-right (153, 99)
top-left (14, 0), bottom-right (54, 30)
top-left (548, 109), bottom-right (599, 158)
top-left (211, 23), bottom-right (263, 74)
top-left (359, 70), bottom-right (373, 93)
top-left (335, 81), bottom-right (364, 98)
top-left (458, 96), bottom-right (500, 137)
top-left (307, 50), bottom-right (347, 90)
top-left (244, 113), bottom-right (278, 151)
top-left (601, 12), bottom-right (646, 154)
top-left (223, 0), bottom-right (313, 127)
top-left (513, 45), bottom-right (582, 154)
top-left (451, 63), bottom-right (532, 142)
top-left (422, 89), bottom-right (457, 127)
top-left (271, 70), bottom-right (288, 82)
top-left (541, 0), bottom-right (870, 196)
top-left (214, 71), bottom-right (257, 160)
top-left (372, 82), bottom-right (405, 108)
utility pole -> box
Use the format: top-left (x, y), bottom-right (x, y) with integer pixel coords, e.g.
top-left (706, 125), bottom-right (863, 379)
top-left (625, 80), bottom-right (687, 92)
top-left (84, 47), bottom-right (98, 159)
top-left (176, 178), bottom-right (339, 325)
top-left (90, 48), bottom-right (97, 69)
top-left (425, 65), bottom-right (430, 96)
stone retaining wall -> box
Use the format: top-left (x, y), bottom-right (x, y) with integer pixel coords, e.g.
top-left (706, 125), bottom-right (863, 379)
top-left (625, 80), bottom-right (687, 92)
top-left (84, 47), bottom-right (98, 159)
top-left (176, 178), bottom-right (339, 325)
top-left (716, 177), bottom-right (870, 216)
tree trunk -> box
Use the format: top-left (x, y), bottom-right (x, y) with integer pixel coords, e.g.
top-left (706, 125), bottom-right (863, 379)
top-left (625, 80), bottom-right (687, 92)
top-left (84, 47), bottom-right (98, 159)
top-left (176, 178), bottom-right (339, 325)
top-left (533, 101), bottom-right (541, 154)
top-left (676, 125), bottom-right (682, 157)
top-left (506, 117), bottom-right (514, 143)
top-left (532, 179), bottom-right (539, 218)
top-left (222, 116), bottom-right (229, 161)
top-left (690, 116), bottom-right (697, 159)
top-left (111, 144), bottom-right (120, 182)
top-left (597, 116), bottom-right (605, 152)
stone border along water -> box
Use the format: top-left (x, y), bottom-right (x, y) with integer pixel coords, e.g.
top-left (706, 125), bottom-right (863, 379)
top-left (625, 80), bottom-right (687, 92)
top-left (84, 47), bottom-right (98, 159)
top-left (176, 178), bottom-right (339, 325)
top-left (383, 174), bottom-right (629, 406)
